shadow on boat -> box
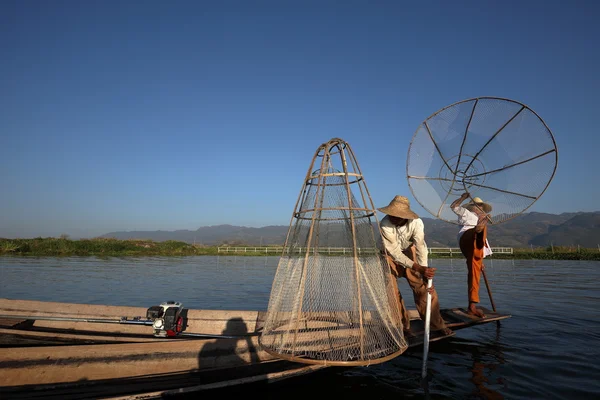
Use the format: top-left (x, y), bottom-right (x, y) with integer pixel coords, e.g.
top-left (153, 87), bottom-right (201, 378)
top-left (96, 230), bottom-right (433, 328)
top-left (0, 306), bottom-right (317, 400)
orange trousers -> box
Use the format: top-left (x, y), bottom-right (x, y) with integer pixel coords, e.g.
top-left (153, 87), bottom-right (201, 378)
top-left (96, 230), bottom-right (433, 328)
top-left (385, 248), bottom-right (447, 332)
top-left (459, 225), bottom-right (488, 304)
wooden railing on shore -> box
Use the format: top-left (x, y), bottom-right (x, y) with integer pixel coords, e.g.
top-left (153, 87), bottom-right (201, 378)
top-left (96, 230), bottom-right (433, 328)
top-left (217, 246), bottom-right (514, 255)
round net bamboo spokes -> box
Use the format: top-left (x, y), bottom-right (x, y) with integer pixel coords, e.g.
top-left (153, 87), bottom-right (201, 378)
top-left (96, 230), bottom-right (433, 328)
top-left (259, 138), bottom-right (408, 366)
top-left (407, 97), bottom-right (558, 225)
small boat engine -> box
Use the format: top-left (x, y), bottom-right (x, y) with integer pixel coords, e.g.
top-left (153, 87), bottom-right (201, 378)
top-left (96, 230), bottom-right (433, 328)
top-left (146, 301), bottom-right (184, 337)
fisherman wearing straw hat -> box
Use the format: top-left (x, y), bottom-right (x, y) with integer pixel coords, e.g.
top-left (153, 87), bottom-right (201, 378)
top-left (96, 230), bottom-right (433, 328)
top-left (451, 192), bottom-right (493, 318)
top-left (378, 195), bottom-right (452, 336)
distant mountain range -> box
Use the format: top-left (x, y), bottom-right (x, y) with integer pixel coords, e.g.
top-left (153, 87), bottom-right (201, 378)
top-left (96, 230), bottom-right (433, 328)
top-left (100, 211), bottom-right (600, 248)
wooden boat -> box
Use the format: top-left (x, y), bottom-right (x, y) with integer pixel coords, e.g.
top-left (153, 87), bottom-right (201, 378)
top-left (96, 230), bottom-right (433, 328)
top-left (0, 298), bottom-right (510, 399)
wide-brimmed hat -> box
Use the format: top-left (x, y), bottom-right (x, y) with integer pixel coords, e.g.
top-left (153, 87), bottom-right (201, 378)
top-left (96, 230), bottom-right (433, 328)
top-left (467, 197), bottom-right (492, 213)
top-left (377, 195), bottom-right (419, 220)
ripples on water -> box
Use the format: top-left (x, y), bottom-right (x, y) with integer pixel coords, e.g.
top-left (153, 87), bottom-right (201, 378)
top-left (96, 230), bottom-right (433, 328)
top-left (1, 256), bottom-right (599, 399)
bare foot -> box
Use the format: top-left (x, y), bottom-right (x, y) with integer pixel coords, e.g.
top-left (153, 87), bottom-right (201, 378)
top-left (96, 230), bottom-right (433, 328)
top-left (467, 304), bottom-right (485, 318)
top-left (437, 327), bottom-right (453, 336)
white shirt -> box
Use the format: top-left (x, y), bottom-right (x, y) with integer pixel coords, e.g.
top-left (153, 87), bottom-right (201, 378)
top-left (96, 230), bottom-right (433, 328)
top-left (380, 215), bottom-right (428, 268)
top-left (452, 206), bottom-right (492, 258)
top-left (452, 206), bottom-right (479, 236)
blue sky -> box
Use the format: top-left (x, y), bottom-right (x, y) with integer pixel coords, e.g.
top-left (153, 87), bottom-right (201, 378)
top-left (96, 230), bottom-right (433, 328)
top-left (1, 0), bottom-right (598, 239)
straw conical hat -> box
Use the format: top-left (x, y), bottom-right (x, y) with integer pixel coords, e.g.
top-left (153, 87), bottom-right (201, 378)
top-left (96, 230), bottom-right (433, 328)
top-left (378, 196), bottom-right (419, 219)
top-left (467, 197), bottom-right (492, 213)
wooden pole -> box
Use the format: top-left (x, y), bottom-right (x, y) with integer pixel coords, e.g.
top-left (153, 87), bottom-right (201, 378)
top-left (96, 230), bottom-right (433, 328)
top-left (421, 275), bottom-right (432, 380)
top-left (421, 252), bottom-right (433, 380)
top-left (481, 266), bottom-right (496, 312)
top-left (128, 364), bottom-right (328, 397)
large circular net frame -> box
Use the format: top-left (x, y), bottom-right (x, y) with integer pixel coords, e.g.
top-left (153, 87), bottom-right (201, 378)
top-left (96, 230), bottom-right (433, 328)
top-left (407, 97), bottom-right (558, 225)
top-left (259, 138), bottom-right (408, 366)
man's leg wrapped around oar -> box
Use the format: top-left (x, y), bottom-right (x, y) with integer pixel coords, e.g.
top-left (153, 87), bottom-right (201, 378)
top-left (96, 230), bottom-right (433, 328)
top-left (385, 246), bottom-right (450, 334)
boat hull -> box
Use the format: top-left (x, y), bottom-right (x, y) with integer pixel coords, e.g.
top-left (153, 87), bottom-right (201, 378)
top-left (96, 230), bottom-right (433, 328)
top-left (0, 298), bottom-right (510, 398)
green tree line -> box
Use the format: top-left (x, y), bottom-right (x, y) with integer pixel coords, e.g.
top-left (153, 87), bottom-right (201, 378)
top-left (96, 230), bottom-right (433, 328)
top-left (1, 238), bottom-right (600, 260)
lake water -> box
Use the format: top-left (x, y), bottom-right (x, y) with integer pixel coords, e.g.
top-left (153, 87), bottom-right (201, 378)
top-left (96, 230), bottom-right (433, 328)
top-left (1, 256), bottom-right (599, 399)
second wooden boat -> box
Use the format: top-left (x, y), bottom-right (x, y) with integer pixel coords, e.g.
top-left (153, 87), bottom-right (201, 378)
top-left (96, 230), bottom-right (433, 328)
top-left (0, 298), bottom-right (510, 399)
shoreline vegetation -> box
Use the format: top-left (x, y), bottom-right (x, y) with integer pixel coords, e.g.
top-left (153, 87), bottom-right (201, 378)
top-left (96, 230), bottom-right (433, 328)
top-left (1, 238), bottom-right (599, 260)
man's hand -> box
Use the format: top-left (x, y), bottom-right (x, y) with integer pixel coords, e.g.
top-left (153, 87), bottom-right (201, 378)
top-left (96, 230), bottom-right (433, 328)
top-left (413, 263), bottom-right (436, 279)
top-left (451, 192), bottom-right (471, 209)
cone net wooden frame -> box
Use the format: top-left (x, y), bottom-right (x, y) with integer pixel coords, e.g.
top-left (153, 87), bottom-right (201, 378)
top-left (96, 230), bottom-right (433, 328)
top-left (407, 97), bottom-right (558, 225)
top-left (259, 138), bottom-right (407, 366)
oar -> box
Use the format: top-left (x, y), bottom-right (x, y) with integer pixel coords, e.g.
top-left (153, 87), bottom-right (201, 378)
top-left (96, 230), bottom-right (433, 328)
top-left (421, 271), bottom-right (433, 381)
top-left (481, 267), bottom-right (496, 312)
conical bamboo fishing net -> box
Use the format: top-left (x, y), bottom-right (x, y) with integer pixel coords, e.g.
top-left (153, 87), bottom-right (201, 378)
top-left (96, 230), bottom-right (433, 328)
top-left (259, 138), bottom-right (408, 366)
top-left (407, 97), bottom-right (558, 225)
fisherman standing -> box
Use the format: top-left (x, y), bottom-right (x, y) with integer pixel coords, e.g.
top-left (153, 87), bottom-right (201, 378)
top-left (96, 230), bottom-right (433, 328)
top-left (451, 192), bottom-right (493, 318)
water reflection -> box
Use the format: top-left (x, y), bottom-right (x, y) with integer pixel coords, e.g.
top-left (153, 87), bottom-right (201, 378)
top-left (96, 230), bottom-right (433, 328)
top-left (413, 321), bottom-right (507, 399)
top-left (468, 323), bottom-right (506, 400)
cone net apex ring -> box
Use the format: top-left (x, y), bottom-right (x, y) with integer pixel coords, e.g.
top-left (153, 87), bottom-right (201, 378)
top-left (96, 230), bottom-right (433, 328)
top-left (259, 138), bottom-right (408, 366)
top-left (407, 97), bottom-right (558, 225)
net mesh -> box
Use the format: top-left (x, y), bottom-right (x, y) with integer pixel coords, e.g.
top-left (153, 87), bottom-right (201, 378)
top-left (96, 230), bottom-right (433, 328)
top-left (259, 138), bottom-right (408, 366)
top-left (407, 97), bottom-right (558, 224)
